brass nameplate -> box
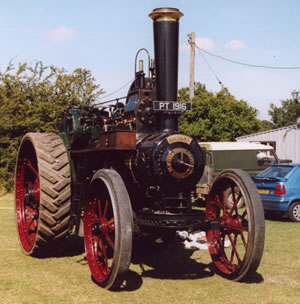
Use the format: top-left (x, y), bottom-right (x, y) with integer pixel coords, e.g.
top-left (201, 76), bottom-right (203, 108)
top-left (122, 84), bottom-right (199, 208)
top-left (166, 134), bottom-right (193, 145)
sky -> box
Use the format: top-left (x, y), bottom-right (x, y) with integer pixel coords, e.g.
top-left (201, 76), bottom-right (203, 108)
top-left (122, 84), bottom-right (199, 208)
top-left (1, 0), bottom-right (300, 120)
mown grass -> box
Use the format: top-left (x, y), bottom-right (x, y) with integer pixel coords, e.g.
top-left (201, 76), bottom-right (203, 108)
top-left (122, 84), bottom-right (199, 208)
top-left (0, 193), bottom-right (299, 304)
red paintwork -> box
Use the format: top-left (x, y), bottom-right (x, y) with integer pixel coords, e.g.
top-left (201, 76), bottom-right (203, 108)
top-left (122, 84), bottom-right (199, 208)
top-left (206, 190), bottom-right (248, 275)
top-left (84, 198), bottom-right (115, 283)
top-left (15, 157), bottom-right (40, 253)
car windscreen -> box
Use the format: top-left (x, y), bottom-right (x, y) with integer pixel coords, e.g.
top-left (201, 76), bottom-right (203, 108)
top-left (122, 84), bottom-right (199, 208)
top-left (258, 166), bottom-right (293, 178)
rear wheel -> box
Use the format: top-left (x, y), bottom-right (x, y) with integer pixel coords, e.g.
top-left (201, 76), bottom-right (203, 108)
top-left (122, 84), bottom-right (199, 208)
top-left (288, 201), bottom-right (300, 222)
top-left (206, 169), bottom-right (265, 281)
top-left (15, 133), bottom-right (71, 256)
top-left (84, 169), bottom-right (133, 290)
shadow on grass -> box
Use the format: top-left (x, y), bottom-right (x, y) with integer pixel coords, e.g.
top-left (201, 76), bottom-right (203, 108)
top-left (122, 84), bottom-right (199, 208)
top-left (264, 212), bottom-right (290, 222)
top-left (242, 272), bottom-right (264, 284)
top-left (38, 234), bottom-right (264, 291)
top-left (60, 235), bottom-right (85, 257)
top-left (37, 235), bottom-right (85, 258)
top-left (117, 236), bottom-right (265, 291)
top-left (116, 268), bottom-right (264, 292)
top-left (111, 237), bottom-right (214, 292)
top-left (131, 237), bottom-right (215, 280)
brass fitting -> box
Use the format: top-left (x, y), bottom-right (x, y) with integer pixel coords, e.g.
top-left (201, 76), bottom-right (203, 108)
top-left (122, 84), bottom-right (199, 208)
top-left (149, 7), bottom-right (183, 22)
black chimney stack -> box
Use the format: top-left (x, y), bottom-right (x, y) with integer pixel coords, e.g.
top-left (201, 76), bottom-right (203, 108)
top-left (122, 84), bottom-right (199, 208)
top-left (149, 8), bottom-right (183, 132)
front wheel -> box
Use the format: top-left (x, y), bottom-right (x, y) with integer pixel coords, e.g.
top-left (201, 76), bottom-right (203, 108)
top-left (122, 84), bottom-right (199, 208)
top-left (84, 169), bottom-right (133, 290)
top-left (206, 169), bottom-right (265, 281)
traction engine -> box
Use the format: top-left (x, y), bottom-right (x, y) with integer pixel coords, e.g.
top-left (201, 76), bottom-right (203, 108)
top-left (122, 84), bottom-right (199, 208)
top-left (14, 8), bottom-right (265, 290)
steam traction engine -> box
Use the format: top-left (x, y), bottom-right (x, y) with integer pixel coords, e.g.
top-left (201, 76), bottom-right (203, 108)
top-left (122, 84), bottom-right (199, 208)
top-left (14, 8), bottom-right (265, 290)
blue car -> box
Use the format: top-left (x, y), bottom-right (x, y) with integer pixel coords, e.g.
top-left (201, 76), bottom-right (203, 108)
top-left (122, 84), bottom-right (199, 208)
top-left (253, 164), bottom-right (300, 222)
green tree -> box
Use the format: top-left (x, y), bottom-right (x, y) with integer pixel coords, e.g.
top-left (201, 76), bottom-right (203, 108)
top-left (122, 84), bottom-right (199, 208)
top-left (178, 83), bottom-right (261, 141)
top-left (260, 119), bottom-right (274, 131)
top-left (0, 61), bottom-right (104, 191)
top-left (268, 90), bottom-right (300, 128)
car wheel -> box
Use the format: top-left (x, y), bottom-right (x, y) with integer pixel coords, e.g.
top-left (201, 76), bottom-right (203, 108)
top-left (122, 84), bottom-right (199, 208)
top-left (288, 201), bottom-right (300, 222)
top-left (225, 186), bottom-right (244, 209)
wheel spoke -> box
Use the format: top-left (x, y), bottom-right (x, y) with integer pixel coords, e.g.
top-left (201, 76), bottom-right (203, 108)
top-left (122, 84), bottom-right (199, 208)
top-left (98, 239), bottom-right (109, 275)
top-left (97, 199), bottom-right (102, 218)
top-left (214, 193), bottom-right (225, 210)
top-left (105, 233), bottom-right (115, 250)
top-left (26, 159), bottom-right (39, 178)
top-left (106, 217), bottom-right (114, 227)
top-left (103, 200), bottom-right (109, 218)
top-left (228, 233), bottom-right (243, 265)
top-left (240, 231), bottom-right (248, 247)
top-left (229, 191), bottom-right (242, 215)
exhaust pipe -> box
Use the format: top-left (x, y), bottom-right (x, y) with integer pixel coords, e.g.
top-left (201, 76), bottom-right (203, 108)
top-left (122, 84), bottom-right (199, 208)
top-left (149, 8), bottom-right (183, 132)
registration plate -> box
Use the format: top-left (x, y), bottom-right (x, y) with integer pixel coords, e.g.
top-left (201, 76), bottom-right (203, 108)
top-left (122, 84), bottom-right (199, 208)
top-left (153, 101), bottom-right (192, 112)
top-left (258, 189), bottom-right (269, 195)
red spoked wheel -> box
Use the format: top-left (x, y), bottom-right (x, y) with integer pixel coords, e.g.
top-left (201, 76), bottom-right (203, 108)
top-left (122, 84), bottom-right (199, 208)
top-left (206, 169), bottom-right (265, 281)
top-left (15, 133), bottom-right (71, 256)
top-left (84, 169), bottom-right (133, 290)
top-left (15, 154), bottom-right (40, 252)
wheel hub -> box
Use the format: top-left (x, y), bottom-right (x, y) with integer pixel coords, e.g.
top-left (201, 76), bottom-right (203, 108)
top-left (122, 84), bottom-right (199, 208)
top-left (222, 214), bottom-right (244, 233)
top-left (98, 218), bottom-right (109, 235)
top-left (25, 184), bottom-right (39, 209)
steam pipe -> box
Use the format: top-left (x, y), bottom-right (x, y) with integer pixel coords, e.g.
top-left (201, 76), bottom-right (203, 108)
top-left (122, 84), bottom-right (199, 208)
top-left (149, 8), bottom-right (183, 132)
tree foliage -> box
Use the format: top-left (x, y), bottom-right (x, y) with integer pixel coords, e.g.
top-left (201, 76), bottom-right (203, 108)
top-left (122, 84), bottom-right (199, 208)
top-left (178, 83), bottom-right (261, 141)
top-left (0, 61), bottom-right (104, 191)
top-left (260, 119), bottom-right (274, 131)
top-left (268, 90), bottom-right (300, 128)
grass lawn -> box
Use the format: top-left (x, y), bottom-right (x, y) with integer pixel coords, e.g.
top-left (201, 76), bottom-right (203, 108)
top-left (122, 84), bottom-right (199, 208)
top-left (0, 193), bottom-right (299, 304)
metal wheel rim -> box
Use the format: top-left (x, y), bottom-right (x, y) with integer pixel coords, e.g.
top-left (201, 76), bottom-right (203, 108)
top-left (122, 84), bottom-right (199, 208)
top-left (15, 140), bottom-right (40, 253)
top-left (293, 204), bottom-right (300, 221)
